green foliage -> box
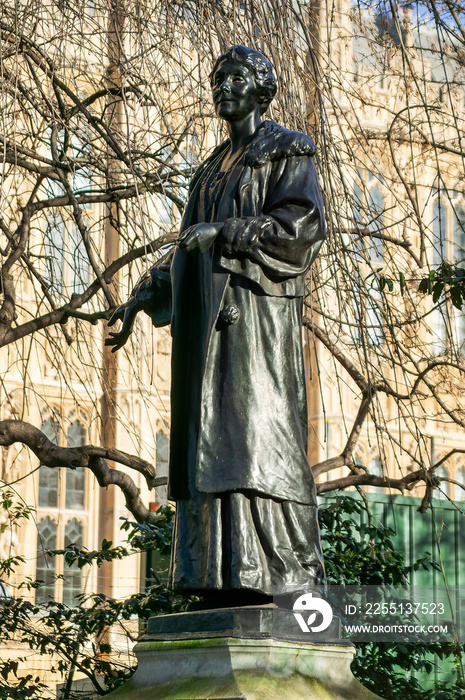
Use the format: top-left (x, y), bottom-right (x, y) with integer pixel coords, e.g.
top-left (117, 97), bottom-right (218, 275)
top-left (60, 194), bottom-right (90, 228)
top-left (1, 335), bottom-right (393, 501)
top-left (0, 666), bottom-right (47, 700)
top-left (0, 491), bottom-right (32, 578)
top-left (379, 263), bottom-right (465, 312)
top-left (0, 497), bottom-right (193, 699)
top-left (2, 492), bottom-right (464, 699)
top-left (319, 495), bottom-right (465, 700)
top-left (319, 495), bottom-right (410, 585)
top-left (418, 264), bottom-right (465, 311)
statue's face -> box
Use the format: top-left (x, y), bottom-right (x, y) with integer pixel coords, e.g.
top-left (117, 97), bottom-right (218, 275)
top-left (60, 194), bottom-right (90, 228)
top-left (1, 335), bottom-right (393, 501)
top-left (211, 59), bottom-right (260, 122)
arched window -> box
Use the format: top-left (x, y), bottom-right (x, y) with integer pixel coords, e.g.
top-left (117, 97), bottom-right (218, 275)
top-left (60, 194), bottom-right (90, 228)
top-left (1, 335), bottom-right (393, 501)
top-left (157, 128), bottom-right (174, 227)
top-left (433, 199), bottom-right (446, 266)
top-left (353, 182), bottom-right (363, 256)
top-left (38, 418), bottom-right (60, 508)
top-left (453, 206), bottom-right (465, 350)
top-left (429, 193), bottom-right (465, 353)
top-left (44, 197), bottom-right (89, 296)
top-left (65, 421), bottom-right (86, 510)
top-left (36, 414), bottom-right (89, 605)
top-left (453, 205), bottom-right (465, 265)
top-left (350, 282), bottom-right (384, 347)
top-left (36, 517), bottom-right (57, 603)
top-left (44, 212), bottom-right (65, 296)
top-left (352, 178), bottom-right (384, 263)
top-left (454, 468), bottom-right (465, 502)
top-left (69, 224), bottom-right (90, 295)
top-left (71, 135), bottom-right (91, 198)
top-left (432, 305), bottom-right (448, 355)
top-left (432, 199), bottom-right (448, 354)
top-left (366, 288), bottom-right (384, 346)
top-left (367, 456), bottom-right (384, 493)
top-left (156, 430), bottom-right (169, 502)
top-left (180, 143), bottom-right (198, 191)
top-left (156, 194), bottom-right (173, 227)
top-left (63, 519), bottom-right (83, 606)
top-left (351, 173), bottom-right (385, 347)
top-left (435, 466), bottom-right (449, 501)
top-left (367, 185), bottom-right (384, 263)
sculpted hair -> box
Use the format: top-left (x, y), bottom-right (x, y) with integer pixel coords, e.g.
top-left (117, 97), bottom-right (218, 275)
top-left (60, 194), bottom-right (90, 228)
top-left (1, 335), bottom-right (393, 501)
top-left (210, 45), bottom-right (277, 115)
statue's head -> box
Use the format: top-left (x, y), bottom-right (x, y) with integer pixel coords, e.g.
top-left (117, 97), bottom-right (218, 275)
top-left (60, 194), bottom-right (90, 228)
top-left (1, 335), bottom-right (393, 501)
top-left (210, 45), bottom-right (277, 115)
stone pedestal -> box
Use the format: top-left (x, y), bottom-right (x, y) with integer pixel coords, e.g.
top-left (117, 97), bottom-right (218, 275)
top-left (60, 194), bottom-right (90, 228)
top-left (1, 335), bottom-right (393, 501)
top-left (107, 607), bottom-right (383, 700)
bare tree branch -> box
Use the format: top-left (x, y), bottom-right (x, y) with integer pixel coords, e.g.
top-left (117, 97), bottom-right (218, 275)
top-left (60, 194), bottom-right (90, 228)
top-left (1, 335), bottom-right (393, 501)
top-left (0, 420), bottom-right (167, 523)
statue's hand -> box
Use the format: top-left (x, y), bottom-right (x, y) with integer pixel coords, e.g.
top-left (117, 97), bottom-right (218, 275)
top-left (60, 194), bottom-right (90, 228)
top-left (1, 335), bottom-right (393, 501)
top-left (105, 298), bottom-right (140, 352)
top-left (177, 223), bottom-right (222, 254)
top-left (220, 217), bottom-right (267, 255)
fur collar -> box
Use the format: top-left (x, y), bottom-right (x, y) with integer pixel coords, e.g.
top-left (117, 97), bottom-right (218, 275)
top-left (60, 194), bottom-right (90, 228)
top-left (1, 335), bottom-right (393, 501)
top-left (191, 121), bottom-right (317, 191)
top-left (244, 120), bottom-right (316, 167)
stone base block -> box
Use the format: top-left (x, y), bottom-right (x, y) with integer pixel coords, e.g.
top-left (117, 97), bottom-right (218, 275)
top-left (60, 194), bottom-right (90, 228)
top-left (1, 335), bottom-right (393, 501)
top-left (107, 636), bottom-right (384, 700)
top-left (145, 605), bottom-right (343, 644)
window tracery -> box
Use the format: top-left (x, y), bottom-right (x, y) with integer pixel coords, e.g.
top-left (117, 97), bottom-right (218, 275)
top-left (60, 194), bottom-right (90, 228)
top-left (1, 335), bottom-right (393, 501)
top-left (36, 414), bottom-right (88, 603)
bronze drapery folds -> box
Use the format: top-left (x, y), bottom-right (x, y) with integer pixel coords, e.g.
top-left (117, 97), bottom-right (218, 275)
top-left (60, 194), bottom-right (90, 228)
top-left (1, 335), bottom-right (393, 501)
top-left (106, 46), bottom-right (326, 604)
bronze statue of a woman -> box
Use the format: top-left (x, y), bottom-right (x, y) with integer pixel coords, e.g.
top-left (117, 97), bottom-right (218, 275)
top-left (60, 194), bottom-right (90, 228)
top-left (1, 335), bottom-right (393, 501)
top-left (106, 45), bottom-right (326, 606)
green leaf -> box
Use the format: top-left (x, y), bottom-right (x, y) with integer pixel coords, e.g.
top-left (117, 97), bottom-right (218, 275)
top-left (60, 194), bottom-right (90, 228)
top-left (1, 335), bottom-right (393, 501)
top-left (399, 271), bottom-right (406, 294)
top-left (418, 278), bottom-right (428, 294)
top-left (432, 281), bottom-right (444, 303)
top-left (450, 285), bottom-right (464, 310)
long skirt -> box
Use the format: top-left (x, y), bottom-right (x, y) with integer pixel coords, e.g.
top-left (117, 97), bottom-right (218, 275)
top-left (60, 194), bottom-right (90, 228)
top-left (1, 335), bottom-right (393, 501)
top-left (169, 488), bottom-right (324, 597)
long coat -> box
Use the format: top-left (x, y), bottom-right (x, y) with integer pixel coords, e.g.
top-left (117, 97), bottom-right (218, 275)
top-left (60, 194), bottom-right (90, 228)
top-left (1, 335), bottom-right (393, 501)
top-left (133, 121), bottom-right (326, 506)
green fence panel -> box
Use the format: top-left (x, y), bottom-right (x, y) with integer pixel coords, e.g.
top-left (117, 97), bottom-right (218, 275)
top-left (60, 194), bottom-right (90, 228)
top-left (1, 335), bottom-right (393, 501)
top-left (319, 492), bottom-right (465, 687)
